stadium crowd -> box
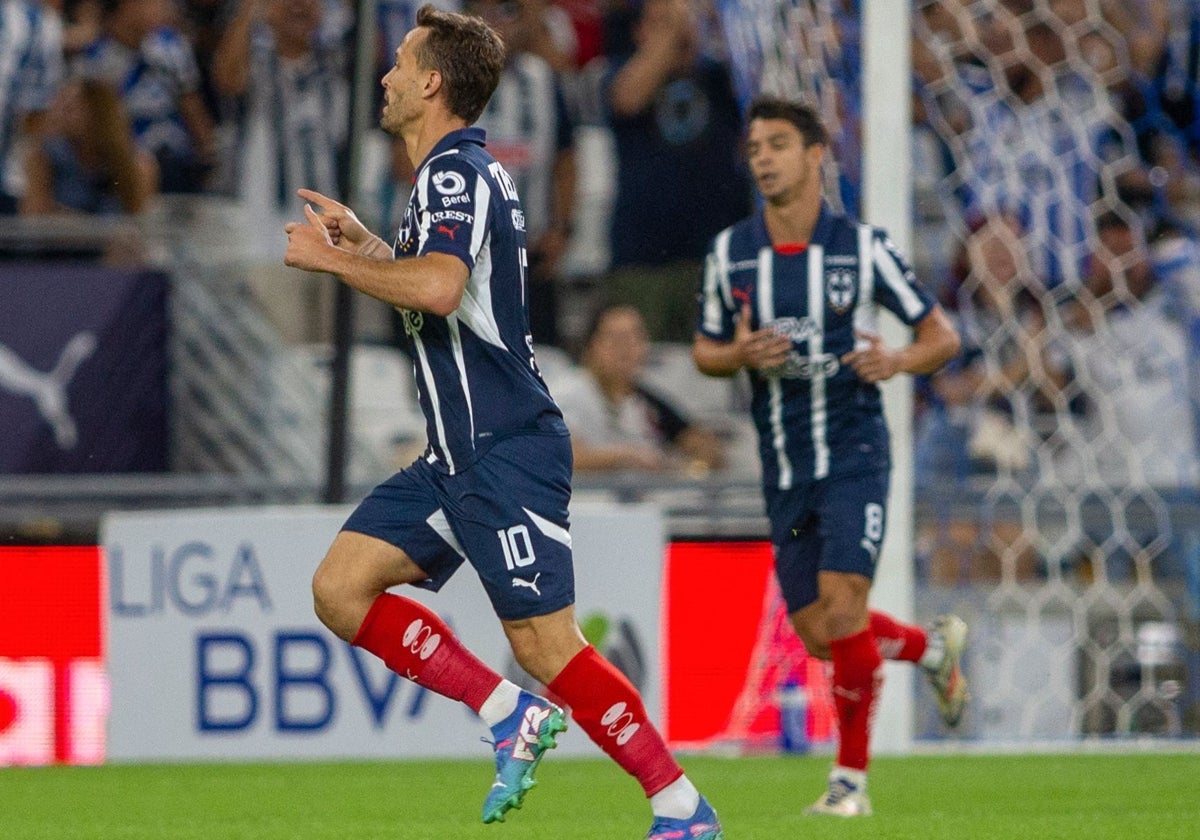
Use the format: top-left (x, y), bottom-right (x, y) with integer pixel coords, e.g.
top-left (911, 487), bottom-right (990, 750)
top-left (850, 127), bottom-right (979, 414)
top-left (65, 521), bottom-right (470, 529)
top-left (5, 0), bottom-right (1200, 590)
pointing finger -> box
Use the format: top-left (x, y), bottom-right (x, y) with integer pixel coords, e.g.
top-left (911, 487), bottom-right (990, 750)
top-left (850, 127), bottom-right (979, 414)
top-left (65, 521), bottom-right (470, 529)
top-left (297, 188), bottom-right (343, 210)
top-left (304, 204), bottom-right (325, 231)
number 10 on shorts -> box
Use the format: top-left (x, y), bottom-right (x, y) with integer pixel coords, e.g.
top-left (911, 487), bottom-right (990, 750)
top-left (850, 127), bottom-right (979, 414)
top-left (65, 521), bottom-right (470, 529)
top-left (498, 524), bottom-right (536, 569)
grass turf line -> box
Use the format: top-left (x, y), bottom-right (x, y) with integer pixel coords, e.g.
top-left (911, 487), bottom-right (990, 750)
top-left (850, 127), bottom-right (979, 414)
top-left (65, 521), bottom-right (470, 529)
top-left (3, 752), bottom-right (1198, 839)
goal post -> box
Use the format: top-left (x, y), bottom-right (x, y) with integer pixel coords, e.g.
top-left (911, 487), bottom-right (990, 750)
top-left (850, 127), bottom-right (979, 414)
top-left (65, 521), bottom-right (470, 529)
top-left (861, 0), bottom-right (916, 756)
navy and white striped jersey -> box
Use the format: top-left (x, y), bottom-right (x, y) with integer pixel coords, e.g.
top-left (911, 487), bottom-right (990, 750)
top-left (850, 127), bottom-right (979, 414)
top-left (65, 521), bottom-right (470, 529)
top-left (0, 0), bottom-right (63, 199)
top-left (393, 127), bottom-right (564, 474)
top-left (698, 204), bottom-right (936, 490)
top-left (242, 28), bottom-right (348, 212)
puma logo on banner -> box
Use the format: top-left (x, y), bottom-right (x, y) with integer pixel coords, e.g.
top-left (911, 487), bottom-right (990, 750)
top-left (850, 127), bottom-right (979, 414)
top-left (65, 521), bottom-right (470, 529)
top-left (0, 333), bottom-right (97, 449)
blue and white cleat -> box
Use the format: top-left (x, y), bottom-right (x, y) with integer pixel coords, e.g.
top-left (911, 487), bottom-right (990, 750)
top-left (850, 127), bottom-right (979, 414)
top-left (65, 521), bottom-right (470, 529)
top-left (481, 691), bottom-right (567, 824)
top-left (645, 795), bottom-right (724, 839)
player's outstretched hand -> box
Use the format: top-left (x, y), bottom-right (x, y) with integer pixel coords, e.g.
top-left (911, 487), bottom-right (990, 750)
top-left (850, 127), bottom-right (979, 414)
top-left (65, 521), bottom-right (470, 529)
top-left (841, 330), bottom-right (900, 383)
top-left (297, 188), bottom-right (371, 251)
top-left (734, 302), bottom-right (792, 371)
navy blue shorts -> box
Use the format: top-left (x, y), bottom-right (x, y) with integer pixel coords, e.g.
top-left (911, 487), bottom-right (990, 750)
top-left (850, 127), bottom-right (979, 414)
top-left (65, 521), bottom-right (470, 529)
top-left (765, 470), bottom-right (890, 613)
top-left (342, 432), bottom-right (576, 621)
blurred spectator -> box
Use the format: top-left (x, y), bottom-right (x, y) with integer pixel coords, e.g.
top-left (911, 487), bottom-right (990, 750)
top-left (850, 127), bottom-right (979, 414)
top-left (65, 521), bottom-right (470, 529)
top-left (914, 214), bottom-right (1057, 582)
top-left (930, 0), bottom-right (1138, 288)
top-left (1054, 211), bottom-right (1200, 489)
top-left (209, 0), bottom-right (348, 343)
top-left (555, 304), bottom-right (726, 474)
top-left (946, 215), bottom-right (1065, 482)
top-left (20, 76), bottom-right (157, 214)
top-left (79, 0), bottom-right (215, 194)
top-left (212, 0), bottom-right (348, 233)
top-left (0, 0), bottom-right (65, 213)
top-left (51, 0), bottom-right (102, 56)
top-left (467, 0), bottom-right (576, 347)
top-left (1149, 216), bottom-right (1200, 409)
top-left (600, 0), bottom-right (750, 342)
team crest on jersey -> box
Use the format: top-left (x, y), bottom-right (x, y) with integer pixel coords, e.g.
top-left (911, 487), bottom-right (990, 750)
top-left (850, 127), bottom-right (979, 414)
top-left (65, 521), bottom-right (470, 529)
top-left (400, 309), bottom-right (424, 338)
top-left (825, 268), bottom-right (856, 313)
top-left (396, 222), bottom-right (414, 253)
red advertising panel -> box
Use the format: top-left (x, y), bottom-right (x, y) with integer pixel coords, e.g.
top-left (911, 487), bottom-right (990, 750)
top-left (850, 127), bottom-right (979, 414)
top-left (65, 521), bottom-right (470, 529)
top-left (663, 541), bottom-right (835, 751)
top-left (0, 546), bottom-right (108, 765)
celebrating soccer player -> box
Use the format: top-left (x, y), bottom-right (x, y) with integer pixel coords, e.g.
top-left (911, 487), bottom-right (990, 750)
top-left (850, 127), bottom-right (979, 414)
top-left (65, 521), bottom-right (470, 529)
top-left (282, 6), bottom-right (723, 838)
top-left (692, 96), bottom-right (967, 817)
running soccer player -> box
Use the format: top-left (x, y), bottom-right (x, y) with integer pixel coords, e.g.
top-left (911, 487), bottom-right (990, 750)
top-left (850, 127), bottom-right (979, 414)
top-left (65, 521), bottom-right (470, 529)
top-left (692, 96), bottom-right (967, 817)
top-left (282, 7), bottom-right (722, 838)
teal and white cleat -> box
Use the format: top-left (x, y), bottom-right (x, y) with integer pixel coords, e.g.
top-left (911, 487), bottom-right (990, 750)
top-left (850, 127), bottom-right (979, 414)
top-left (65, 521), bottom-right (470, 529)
top-left (481, 691), bottom-right (567, 824)
top-left (645, 795), bottom-right (724, 839)
top-left (926, 614), bottom-right (969, 728)
top-left (804, 772), bottom-right (873, 817)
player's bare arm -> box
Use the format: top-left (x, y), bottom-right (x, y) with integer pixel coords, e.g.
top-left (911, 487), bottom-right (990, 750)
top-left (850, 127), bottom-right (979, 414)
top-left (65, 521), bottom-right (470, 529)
top-left (840, 304), bottom-right (961, 383)
top-left (692, 302), bottom-right (792, 376)
top-left (284, 204), bottom-right (469, 316)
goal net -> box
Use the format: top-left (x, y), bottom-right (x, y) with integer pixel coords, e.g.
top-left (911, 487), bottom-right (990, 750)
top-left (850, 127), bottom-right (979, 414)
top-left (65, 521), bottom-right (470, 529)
top-left (717, 0), bottom-right (1200, 742)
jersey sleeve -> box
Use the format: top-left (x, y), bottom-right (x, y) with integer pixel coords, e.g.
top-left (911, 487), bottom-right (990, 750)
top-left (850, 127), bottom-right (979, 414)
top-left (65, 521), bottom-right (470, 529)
top-left (870, 229), bottom-right (935, 326)
top-left (696, 229), bottom-right (736, 340)
top-left (413, 156), bottom-right (489, 272)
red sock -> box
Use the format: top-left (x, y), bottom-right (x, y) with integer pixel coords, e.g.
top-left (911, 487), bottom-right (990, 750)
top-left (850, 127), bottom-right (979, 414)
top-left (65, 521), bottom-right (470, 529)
top-left (547, 645), bottom-right (682, 796)
top-left (829, 627), bottom-right (883, 772)
top-left (351, 593), bottom-right (501, 713)
top-left (869, 610), bottom-right (927, 663)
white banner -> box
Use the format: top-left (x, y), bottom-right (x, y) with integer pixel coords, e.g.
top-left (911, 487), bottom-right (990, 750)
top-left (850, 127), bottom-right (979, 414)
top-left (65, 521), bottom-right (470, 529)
top-left (102, 502), bottom-right (664, 761)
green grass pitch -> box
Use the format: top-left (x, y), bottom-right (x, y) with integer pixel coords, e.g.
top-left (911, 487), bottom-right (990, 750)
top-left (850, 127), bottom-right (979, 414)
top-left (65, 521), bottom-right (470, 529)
top-left (4, 752), bottom-right (1199, 839)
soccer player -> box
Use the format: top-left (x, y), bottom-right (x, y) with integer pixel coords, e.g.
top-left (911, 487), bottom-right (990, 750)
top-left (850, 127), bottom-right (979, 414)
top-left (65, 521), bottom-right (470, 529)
top-left (282, 7), bottom-right (722, 838)
top-left (692, 96), bottom-right (967, 817)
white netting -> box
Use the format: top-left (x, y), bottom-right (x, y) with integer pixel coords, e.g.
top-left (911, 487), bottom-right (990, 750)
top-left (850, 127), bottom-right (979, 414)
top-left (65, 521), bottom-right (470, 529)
top-left (718, 0), bottom-right (1200, 741)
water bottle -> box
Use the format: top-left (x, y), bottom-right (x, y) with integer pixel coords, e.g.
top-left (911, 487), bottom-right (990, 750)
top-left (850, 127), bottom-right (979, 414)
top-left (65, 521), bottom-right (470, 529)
top-left (778, 679), bottom-right (810, 754)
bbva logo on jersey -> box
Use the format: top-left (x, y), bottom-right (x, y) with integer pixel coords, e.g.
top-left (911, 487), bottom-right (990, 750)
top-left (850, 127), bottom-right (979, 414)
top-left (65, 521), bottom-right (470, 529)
top-left (825, 268), bottom-right (857, 314)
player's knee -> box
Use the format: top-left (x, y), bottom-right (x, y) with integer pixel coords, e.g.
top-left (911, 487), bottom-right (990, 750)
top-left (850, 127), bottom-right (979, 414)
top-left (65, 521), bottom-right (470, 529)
top-left (790, 612), bottom-right (831, 659)
top-left (311, 563), bottom-right (365, 641)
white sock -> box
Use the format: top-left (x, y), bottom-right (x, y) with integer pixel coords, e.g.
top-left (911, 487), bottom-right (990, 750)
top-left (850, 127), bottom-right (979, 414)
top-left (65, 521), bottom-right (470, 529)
top-left (831, 766), bottom-right (868, 791)
top-left (650, 774), bottom-right (701, 819)
top-left (919, 630), bottom-right (945, 672)
top-left (477, 679), bottom-right (522, 728)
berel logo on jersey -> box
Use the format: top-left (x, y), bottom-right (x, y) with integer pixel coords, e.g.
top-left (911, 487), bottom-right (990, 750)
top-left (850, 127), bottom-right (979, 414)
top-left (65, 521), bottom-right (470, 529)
top-left (825, 268), bottom-right (857, 313)
top-left (432, 170), bottom-right (466, 196)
